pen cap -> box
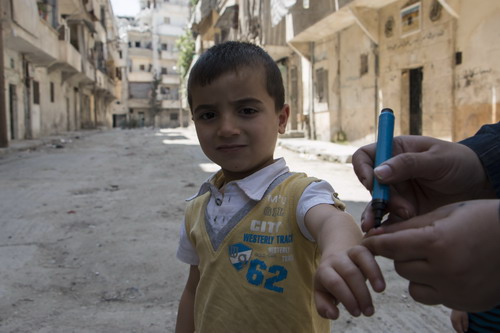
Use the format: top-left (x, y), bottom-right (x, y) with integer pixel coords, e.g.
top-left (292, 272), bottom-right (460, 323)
top-left (374, 109), bottom-right (395, 168)
top-left (372, 108), bottom-right (395, 202)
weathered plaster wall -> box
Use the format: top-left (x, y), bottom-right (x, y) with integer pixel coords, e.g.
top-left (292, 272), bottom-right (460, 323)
top-left (454, 2), bottom-right (500, 140)
top-left (338, 25), bottom-right (376, 142)
top-left (378, 0), bottom-right (455, 139)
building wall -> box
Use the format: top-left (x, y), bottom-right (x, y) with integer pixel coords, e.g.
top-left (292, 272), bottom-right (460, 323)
top-left (2, 0), bottom-right (119, 143)
top-left (453, 2), bottom-right (500, 140)
top-left (338, 25), bottom-right (377, 143)
top-left (378, 1), bottom-right (455, 139)
top-left (189, 0), bottom-right (500, 143)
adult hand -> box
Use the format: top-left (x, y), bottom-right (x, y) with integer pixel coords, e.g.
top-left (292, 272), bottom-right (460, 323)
top-left (362, 200), bottom-right (500, 312)
top-left (352, 136), bottom-right (495, 231)
top-left (450, 310), bottom-right (468, 333)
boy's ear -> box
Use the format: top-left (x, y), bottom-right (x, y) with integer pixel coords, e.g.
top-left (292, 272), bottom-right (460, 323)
top-left (278, 104), bottom-right (290, 134)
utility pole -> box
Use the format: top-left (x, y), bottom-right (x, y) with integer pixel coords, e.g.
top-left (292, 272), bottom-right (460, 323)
top-left (0, 0), bottom-right (9, 147)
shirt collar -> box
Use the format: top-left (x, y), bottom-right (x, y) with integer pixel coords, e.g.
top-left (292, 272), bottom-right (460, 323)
top-left (186, 158), bottom-right (289, 201)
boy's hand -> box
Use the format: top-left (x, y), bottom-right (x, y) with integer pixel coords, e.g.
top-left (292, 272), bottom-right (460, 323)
top-left (314, 245), bottom-right (385, 320)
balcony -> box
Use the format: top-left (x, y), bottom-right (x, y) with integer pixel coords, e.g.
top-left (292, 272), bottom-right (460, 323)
top-left (162, 74), bottom-right (180, 85)
top-left (56, 39), bottom-right (82, 73)
top-left (128, 47), bottom-right (153, 57)
top-left (161, 100), bottom-right (181, 109)
top-left (160, 50), bottom-right (178, 60)
top-left (129, 71), bottom-right (154, 82)
top-left (96, 70), bottom-right (115, 96)
top-left (4, 11), bottom-right (59, 66)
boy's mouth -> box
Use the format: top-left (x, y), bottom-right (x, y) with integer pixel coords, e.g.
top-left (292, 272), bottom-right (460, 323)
top-left (217, 144), bottom-right (246, 151)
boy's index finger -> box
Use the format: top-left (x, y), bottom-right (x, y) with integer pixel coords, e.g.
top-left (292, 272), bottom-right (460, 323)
top-left (349, 246), bottom-right (386, 293)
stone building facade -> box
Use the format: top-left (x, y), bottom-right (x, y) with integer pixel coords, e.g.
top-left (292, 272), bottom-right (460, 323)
top-left (189, 0), bottom-right (500, 143)
top-left (1, 0), bottom-right (120, 144)
top-left (113, 0), bottom-right (190, 128)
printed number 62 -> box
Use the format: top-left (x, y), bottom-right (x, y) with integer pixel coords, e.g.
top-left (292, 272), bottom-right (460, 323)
top-left (246, 259), bottom-right (288, 293)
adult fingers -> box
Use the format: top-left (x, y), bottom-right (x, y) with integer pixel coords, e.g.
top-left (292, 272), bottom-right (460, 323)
top-left (373, 149), bottom-right (444, 185)
top-left (393, 259), bottom-right (433, 285)
top-left (407, 281), bottom-right (441, 306)
top-left (362, 226), bottom-right (434, 261)
top-left (352, 143), bottom-right (376, 191)
top-left (461, 311), bottom-right (469, 332)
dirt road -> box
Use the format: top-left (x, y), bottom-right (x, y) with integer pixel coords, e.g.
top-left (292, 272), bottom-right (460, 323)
top-left (0, 127), bottom-right (452, 332)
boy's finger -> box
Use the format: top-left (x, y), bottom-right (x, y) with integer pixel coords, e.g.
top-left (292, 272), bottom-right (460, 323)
top-left (350, 246), bottom-right (386, 293)
top-left (314, 290), bottom-right (340, 320)
top-left (315, 269), bottom-right (361, 317)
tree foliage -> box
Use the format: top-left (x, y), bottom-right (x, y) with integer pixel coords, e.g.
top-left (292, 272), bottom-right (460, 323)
top-left (176, 29), bottom-right (195, 78)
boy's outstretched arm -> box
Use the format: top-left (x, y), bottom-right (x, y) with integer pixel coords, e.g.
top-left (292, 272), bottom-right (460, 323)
top-left (305, 204), bottom-right (385, 320)
top-left (175, 265), bottom-right (200, 333)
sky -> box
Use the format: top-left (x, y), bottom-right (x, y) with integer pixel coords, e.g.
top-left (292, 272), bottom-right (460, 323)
top-left (110, 0), bottom-right (140, 17)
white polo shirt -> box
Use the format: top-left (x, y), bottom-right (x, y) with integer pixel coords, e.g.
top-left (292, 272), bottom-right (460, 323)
top-left (176, 158), bottom-right (338, 265)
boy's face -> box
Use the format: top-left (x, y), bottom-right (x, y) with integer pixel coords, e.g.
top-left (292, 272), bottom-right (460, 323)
top-left (191, 66), bottom-right (289, 183)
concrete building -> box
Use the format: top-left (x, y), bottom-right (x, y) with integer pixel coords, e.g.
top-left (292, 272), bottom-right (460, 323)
top-left (1, 0), bottom-right (120, 143)
top-left (189, 0), bottom-right (500, 143)
top-left (113, 0), bottom-right (190, 128)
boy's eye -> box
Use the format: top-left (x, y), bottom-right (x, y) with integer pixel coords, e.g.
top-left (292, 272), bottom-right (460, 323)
top-left (197, 111), bottom-right (216, 120)
top-left (240, 107), bottom-right (258, 115)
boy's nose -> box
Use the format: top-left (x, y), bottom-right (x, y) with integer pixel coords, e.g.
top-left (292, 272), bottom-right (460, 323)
top-left (217, 114), bottom-right (240, 137)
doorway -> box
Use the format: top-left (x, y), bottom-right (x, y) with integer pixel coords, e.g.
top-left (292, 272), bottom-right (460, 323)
top-left (409, 67), bottom-right (423, 135)
top-left (9, 84), bottom-right (17, 139)
top-left (401, 67), bottom-right (423, 135)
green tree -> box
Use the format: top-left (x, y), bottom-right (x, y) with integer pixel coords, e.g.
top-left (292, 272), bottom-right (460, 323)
top-left (176, 29), bottom-right (195, 78)
top-left (150, 72), bottom-right (162, 127)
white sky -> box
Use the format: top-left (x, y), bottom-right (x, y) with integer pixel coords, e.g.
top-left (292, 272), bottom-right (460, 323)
top-left (110, 0), bottom-right (140, 17)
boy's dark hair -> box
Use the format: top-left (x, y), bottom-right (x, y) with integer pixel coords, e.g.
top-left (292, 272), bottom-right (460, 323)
top-left (187, 41), bottom-right (285, 111)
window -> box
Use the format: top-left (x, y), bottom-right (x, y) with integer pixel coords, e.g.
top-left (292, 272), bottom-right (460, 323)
top-left (100, 5), bottom-right (106, 29)
top-left (315, 68), bottom-right (328, 103)
top-left (139, 64), bottom-right (145, 71)
top-left (116, 68), bottom-right (122, 80)
top-left (401, 3), bottom-right (421, 36)
top-left (118, 50), bottom-right (123, 59)
top-left (163, 17), bottom-right (170, 24)
top-left (161, 67), bottom-right (167, 75)
top-left (360, 53), bottom-right (369, 76)
top-left (129, 82), bottom-right (153, 99)
top-left (33, 81), bottom-right (40, 105)
top-left (170, 113), bottom-right (178, 121)
top-left (135, 41), bottom-right (141, 47)
top-left (161, 43), bottom-right (168, 51)
top-left (50, 82), bottom-right (55, 103)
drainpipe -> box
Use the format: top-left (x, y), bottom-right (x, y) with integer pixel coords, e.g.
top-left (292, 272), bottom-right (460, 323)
top-left (309, 42), bottom-right (316, 140)
top-left (0, 0), bottom-right (8, 147)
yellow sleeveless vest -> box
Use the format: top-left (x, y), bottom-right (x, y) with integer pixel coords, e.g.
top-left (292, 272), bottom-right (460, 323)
top-left (185, 172), bottom-right (330, 333)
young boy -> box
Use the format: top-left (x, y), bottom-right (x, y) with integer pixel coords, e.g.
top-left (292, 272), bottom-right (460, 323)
top-left (175, 41), bottom-right (384, 333)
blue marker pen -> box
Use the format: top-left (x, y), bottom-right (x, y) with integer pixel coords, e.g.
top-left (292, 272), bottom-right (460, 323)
top-left (372, 108), bottom-right (395, 227)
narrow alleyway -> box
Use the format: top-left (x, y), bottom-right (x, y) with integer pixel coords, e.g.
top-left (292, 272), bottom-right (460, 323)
top-left (0, 127), bottom-right (451, 332)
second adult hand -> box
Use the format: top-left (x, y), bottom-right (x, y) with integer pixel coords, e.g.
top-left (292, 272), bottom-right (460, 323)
top-left (372, 108), bottom-right (395, 227)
